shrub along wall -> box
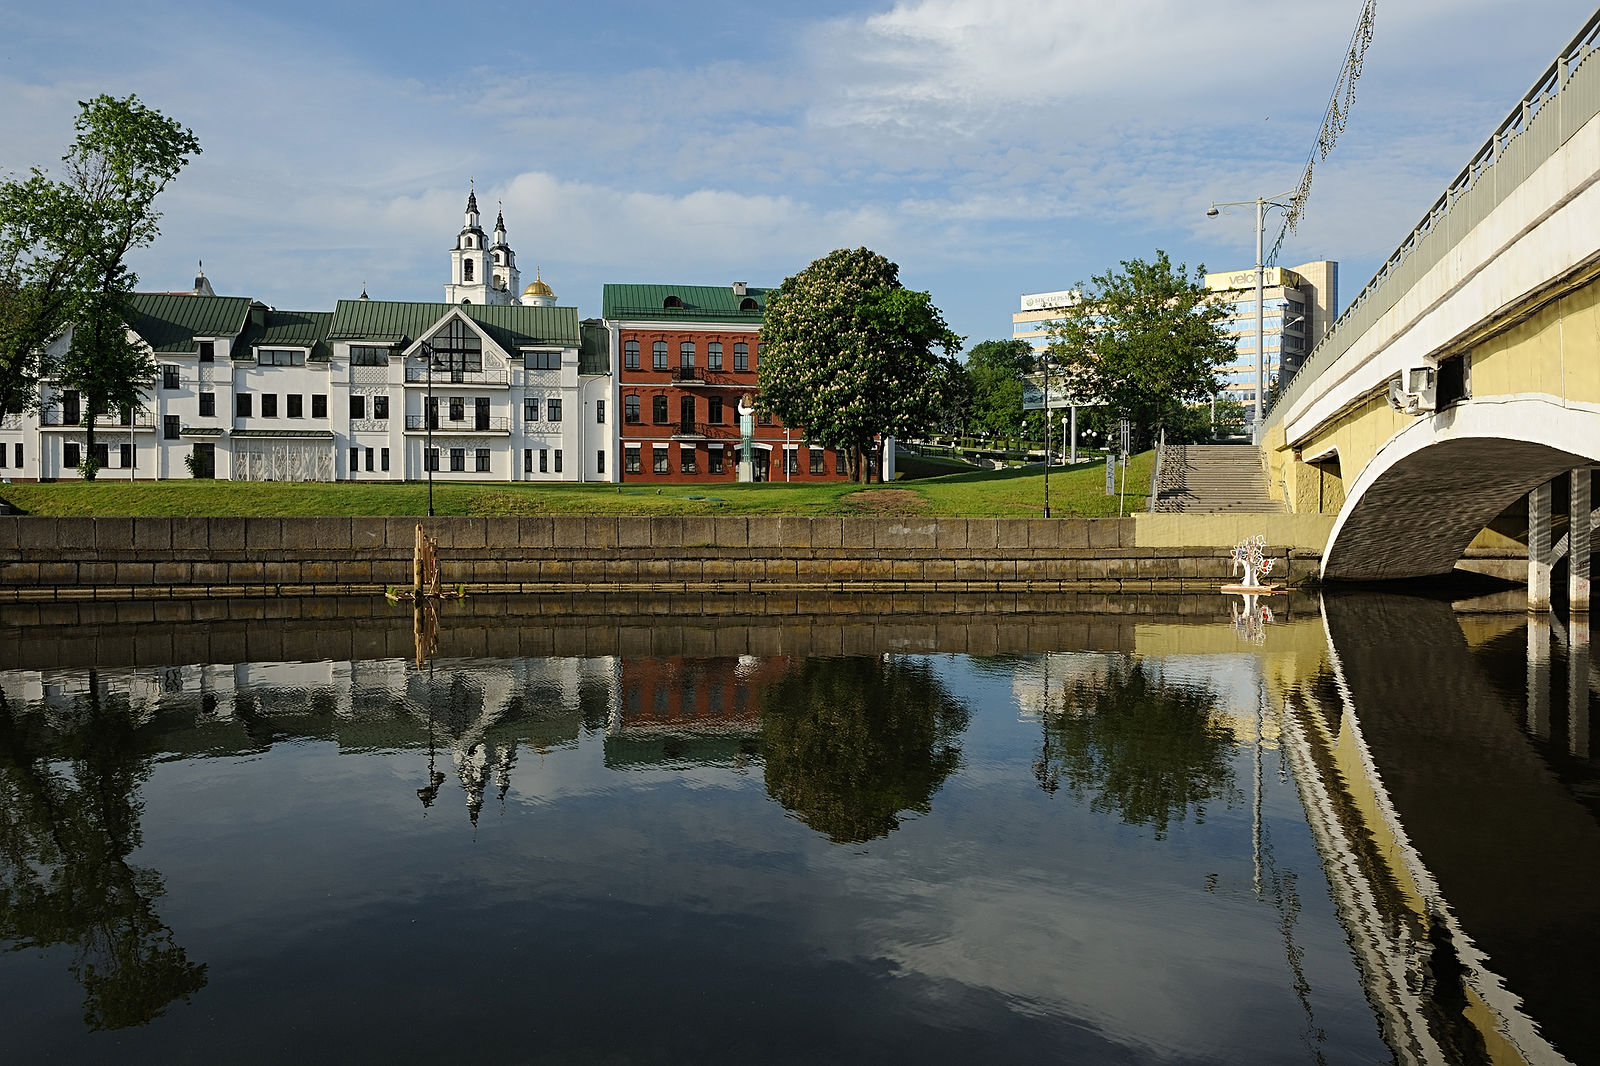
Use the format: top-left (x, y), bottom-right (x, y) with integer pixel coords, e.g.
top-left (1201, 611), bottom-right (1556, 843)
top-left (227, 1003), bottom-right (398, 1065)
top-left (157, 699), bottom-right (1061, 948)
top-left (0, 516), bottom-right (1318, 598)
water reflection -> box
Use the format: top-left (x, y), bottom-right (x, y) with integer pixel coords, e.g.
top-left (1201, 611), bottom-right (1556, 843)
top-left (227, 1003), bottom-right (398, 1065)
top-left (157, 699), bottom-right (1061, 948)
top-left (0, 675), bottom-right (207, 1029)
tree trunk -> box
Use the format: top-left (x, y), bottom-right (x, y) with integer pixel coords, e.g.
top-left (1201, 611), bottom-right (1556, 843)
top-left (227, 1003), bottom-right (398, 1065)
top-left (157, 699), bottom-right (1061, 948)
top-left (83, 407), bottom-right (98, 480)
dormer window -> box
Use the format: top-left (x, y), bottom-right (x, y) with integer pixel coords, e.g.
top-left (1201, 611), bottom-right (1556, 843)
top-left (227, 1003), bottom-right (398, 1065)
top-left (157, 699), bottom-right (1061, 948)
top-left (739, 297), bottom-right (759, 311)
top-left (663, 295), bottom-right (683, 309)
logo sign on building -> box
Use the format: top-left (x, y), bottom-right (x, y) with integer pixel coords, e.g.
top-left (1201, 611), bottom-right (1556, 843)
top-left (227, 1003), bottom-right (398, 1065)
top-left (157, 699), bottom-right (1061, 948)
top-left (1205, 267), bottom-right (1302, 293)
top-left (1018, 290), bottom-right (1077, 312)
top-left (1023, 375), bottom-right (1103, 411)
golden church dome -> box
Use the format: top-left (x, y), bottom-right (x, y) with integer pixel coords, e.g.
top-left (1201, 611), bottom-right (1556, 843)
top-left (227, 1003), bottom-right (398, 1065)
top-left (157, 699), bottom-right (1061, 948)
top-left (523, 277), bottom-right (554, 298)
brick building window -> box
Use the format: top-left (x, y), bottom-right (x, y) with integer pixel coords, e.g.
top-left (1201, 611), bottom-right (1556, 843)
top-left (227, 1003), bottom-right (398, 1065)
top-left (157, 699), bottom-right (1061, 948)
top-left (652, 396), bottom-right (668, 423)
top-left (624, 340), bottom-right (640, 370)
top-left (680, 446), bottom-right (697, 474)
top-left (625, 446), bottom-right (641, 474)
top-left (810, 448), bottom-right (825, 475)
top-left (707, 342), bottom-right (722, 371)
top-left (652, 341), bottom-right (667, 371)
top-left (733, 342), bottom-right (748, 371)
top-left (625, 395), bottom-right (640, 423)
top-left (653, 446), bottom-right (669, 474)
top-left (680, 342), bottom-right (695, 368)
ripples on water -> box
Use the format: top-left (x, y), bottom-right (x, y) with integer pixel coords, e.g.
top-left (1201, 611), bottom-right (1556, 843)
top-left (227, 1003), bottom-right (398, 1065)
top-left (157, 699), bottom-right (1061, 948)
top-left (0, 593), bottom-right (1595, 1064)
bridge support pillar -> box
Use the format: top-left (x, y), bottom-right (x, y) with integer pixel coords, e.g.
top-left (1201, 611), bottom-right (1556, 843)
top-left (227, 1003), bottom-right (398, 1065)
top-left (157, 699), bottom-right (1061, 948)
top-left (1571, 469), bottom-right (1591, 612)
top-left (1530, 482), bottom-right (1554, 612)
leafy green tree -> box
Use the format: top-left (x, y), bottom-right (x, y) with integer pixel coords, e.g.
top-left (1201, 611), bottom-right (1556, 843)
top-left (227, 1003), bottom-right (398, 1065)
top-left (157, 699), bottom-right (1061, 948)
top-left (1046, 251), bottom-right (1232, 450)
top-left (758, 247), bottom-right (962, 481)
top-left (964, 338), bottom-right (1033, 444)
top-left (0, 95), bottom-right (200, 475)
top-left (1035, 659), bottom-right (1236, 839)
top-left (760, 657), bottom-right (970, 844)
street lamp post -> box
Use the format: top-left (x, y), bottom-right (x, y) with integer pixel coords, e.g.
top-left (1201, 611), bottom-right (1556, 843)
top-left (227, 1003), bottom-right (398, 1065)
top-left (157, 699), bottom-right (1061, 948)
top-left (414, 341), bottom-right (439, 516)
top-left (1041, 351), bottom-right (1052, 518)
top-left (1207, 190), bottom-right (1297, 442)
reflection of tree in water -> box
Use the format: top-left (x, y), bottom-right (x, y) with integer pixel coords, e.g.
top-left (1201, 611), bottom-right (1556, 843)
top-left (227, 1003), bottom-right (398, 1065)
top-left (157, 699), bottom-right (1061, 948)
top-left (759, 656), bottom-right (970, 844)
top-left (0, 675), bottom-right (207, 1029)
top-left (1038, 660), bottom-right (1236, 839)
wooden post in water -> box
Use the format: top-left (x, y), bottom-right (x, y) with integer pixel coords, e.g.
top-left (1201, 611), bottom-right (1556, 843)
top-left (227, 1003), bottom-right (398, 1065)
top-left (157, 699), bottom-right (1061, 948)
top-left (413, 524), bottom-right (425, 597)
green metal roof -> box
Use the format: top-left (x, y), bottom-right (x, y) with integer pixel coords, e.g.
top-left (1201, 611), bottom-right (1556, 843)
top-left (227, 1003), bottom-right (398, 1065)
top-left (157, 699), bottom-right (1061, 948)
top-left (579, 320), bottom-right (610, 375)
top-left (128, 293), bottom-right (253, 353)
top-left (328, 300), bottom-right (581, 352)
top-left (238, 308), bottom-right (334, 362)
top-left (601, 283), bottom-right (772, 323)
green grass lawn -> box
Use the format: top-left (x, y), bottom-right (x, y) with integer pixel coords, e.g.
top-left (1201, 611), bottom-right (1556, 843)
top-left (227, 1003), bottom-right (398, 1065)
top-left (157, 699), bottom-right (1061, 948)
top-left (0, 452), bottom-right (1153, 518)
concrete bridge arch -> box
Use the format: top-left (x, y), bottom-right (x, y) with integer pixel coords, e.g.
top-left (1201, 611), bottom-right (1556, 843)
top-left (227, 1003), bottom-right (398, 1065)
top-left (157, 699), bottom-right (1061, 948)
top-left (1322, 396), bottom-right (1599, 581)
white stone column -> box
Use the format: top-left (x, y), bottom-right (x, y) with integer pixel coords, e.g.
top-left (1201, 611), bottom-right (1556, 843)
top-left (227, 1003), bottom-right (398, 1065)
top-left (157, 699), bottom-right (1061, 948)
top-left (1529, 481), bottom-right (1553, 612)
top-left (1528, 614), bottom-right (1552, 738)
top-left (1570, 469), bottom-right (1591, 612)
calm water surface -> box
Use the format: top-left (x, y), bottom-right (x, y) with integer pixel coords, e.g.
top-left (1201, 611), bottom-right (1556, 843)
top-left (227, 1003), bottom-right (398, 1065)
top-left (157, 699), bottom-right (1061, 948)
top-left (0, 592), bottom-right (1595, 1064)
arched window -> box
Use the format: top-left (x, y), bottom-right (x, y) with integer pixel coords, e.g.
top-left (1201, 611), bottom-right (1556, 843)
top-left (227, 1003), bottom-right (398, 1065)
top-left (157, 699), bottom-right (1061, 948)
top-left (463, 258), bottom-right (474, 281)
top-left (663, 295), bottom-right (683, 309)
top-left (739, 297), bottom-right (758, 311)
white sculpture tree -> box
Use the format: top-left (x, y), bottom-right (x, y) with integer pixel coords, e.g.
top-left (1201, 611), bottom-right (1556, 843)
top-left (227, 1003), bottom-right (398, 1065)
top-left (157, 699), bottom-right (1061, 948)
top-left (1229, 535), bottom-right (1276, 589)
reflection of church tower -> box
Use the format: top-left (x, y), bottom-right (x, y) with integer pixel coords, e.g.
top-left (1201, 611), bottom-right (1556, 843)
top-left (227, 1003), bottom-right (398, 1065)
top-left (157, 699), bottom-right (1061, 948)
top-left (445, 183), bottom-right (518, 306)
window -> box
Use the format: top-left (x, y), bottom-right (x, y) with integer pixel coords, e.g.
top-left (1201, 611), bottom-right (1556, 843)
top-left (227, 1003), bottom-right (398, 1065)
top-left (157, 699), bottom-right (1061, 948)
top-left (753, 344), bottom-right (760, 368)
top-left (236, 394), bottom-right (252, 418)
top-left (426, 318), bottom-right (484, 375)
top-left (312, 395), bottom-right (327, 418)
top-left (810, 448), bottom-right (825, 475)
top-left (547, 398), bottom-right (562, 422)
top-left (554, 449), bottom-right (563, 473)
top-left (625, 446), bottom-right (642, 474)
top-left (539, 449), bottom-right (548, 473)
top-left (652, 341), bottom-right (667, 370)
top-left (425, 448), bottom-right (439, 472)
top-left (679, 396), bottom-right (695, 427)
top-left (381, 448), bottom-right (389, 472)
top-left (198, 341), bottom-right (215, 362)
top-left (119, 442), bottom-right (132, 468)
top-left (261, 394), bottom-right (278, 417)
top-left (663, 294), bottom-right (683, 309)
top-left (524, 449), bottom-right (533, 474)
top-left (624, 395), bottom-right (640, 423)
top-left (525, 350), bottom-right (559, 370)
top-left (476, 448), bottom-right (491, 472)
top-left (757, 410), bottom-right (772, 426)
top-left (92, 442), bottom-right (109, 470)
top-left (680, 447), bottom-right (697, 474)
top-left (597, 450), bottom-right (605, 475)
top-left (162, 365), bottom-right (180, 390)
top-left (350, 447), bottom-right (360, 474)
top-left (287, 394), bottom-right (303, 418)
top-left (652, 395), bottom-right (668, 424)
top-left (0, 444), bottom-right (6, 467)
top-left (463, 258), bottom-right (473, 281)
top-left (784, 448), bottom-right (799, 476)
top-left (426, 396), bottom-right (439, 428)
top-left (258, 348), bottom-right (305, 366)
top-left (199, 392), bottom-right (215, 417)
top-left (708, 397), bottom-right (723, 424)
top-left (524, 397), bottom-right (539, 422)
top-left (164, 415), bottom-right (180, 440)
top-left (449, 397), bottom-right (464, 422)
top-left (350, 345), bottom-right (388, 366)
top-left (680, 341), bottom-right (695, 368)
top-left (11, 444), bottom-right (19, 469)
top-left (596, 400), bottom-right (605, 424)
top-left (707, 342), bottom-right (723, 370)
top-left (64, 442), bottom-right (79, 468)
top-left (708, 447), bottom-right (724, 475)
top-left (653, 446), bottom-right (669, 474)
top-left (450, 447), bottom-right (465, 472)
top-left (351, 395), bottom-right (366, 420)
top-left (365, 447), bottom-right (375, 472)
top-left (733, 342), bottom-right (749, 371)
top-left (61, 390), bottom-right (80, 425)
top-left (624, 340), bottom-right (640, 370)
top-left (373, 396), bottom-right (388, 419)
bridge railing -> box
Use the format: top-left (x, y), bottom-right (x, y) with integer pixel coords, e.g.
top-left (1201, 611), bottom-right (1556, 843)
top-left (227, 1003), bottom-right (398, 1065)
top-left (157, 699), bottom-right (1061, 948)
top-left (1266, 6), bottom-right (1600, 430)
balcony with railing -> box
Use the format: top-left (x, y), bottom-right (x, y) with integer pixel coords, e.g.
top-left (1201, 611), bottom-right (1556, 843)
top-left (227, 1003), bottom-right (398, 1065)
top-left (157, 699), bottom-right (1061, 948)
top-left (40, 410), bottom-right (155, 430)
top-left (405, 415), bottom-right (510, 433)
top-left (403, 365), bottom-right (509, 387)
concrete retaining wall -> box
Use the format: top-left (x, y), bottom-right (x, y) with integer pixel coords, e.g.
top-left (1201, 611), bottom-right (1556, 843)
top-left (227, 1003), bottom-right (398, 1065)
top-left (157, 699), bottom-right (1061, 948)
top-left (0, 516), bottom-right (1321, 599)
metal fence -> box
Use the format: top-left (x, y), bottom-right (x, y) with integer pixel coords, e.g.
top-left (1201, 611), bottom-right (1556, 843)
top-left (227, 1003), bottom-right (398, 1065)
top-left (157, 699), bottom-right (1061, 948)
top-left (1266, 6), bottom-right (1600, 428)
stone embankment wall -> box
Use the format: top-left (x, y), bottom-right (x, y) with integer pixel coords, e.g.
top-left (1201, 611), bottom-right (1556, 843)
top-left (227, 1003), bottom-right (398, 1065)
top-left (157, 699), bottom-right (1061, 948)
top-left (0, 516), bottom-right (1320, 600)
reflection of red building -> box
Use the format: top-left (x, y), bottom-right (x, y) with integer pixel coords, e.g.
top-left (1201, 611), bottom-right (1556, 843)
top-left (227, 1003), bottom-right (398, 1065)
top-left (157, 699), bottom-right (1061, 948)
top-left (616, 656), bottom-right (792, 731)
top-left (603, 283), bottom-right (849, 482)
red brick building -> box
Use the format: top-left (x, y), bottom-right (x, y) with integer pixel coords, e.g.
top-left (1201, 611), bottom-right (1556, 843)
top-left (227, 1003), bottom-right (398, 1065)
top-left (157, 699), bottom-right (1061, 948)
top-left (603, 282), bottom-right (849, 482)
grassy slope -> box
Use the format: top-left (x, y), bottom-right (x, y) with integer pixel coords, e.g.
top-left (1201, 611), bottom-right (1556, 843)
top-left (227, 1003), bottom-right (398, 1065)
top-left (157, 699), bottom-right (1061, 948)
top-left (0, 452), bottom-right (1153, 518)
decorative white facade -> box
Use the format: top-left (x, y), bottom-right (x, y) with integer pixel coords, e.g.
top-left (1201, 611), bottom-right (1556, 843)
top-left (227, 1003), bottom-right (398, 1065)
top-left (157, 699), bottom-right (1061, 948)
top-left (0, 193), bottom-right (617, 484)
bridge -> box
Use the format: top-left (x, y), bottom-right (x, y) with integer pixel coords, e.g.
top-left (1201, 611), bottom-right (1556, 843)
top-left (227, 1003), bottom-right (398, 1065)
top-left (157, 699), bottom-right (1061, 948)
top-left (1261, 7), bottom-right (1600, 605)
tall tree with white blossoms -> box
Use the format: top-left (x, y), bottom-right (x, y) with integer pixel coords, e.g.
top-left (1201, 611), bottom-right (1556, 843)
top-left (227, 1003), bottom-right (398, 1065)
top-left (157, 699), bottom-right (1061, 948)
top-left (758, 247), bottom-right (961, 481)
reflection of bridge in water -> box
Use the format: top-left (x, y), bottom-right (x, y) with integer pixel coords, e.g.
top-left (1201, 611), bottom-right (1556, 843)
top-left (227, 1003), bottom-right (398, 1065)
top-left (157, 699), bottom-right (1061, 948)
top-left (1279, 592), bottom-right (1600, 1064)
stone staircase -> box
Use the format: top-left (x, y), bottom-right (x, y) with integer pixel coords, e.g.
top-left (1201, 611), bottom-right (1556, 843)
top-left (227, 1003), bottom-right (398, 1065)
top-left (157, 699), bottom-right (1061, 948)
top-left (1152, 444), bottom-right (1285, 514)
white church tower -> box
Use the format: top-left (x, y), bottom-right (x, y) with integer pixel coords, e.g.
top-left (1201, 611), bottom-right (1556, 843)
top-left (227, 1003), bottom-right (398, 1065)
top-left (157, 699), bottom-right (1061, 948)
top-left (445, 183), bottom-right (518, 305)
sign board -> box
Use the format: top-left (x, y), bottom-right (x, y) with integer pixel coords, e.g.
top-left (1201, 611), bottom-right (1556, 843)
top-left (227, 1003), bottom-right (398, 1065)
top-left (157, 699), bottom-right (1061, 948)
top-left (1119, 418), bottom-right (1131, 458)
top-left (1204, 267), bottom-right (1303, 293)
top-left (1019, 290), bottom-right (1077, 312)
top-left (1105, 454), bottom-right (1116, 495)
top-left (1022, 373), bottom-right (1105, 411)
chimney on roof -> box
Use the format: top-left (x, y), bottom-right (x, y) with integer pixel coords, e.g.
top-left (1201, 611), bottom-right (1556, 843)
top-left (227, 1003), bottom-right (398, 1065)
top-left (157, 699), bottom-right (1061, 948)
top-left (732, 282), bottom-right (747, 296)
top-left (193, 261), bottom-right (215, 297)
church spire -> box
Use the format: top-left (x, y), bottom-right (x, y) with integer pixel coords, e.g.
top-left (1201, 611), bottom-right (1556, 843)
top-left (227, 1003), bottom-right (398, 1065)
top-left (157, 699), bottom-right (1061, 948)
top-left (466, 177), bottom-right (478, 216)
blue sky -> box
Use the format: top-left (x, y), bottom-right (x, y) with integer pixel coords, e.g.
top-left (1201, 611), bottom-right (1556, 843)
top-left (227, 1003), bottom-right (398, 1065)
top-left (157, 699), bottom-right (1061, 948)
top-left (2, 1), bottom-right (1594, 350)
